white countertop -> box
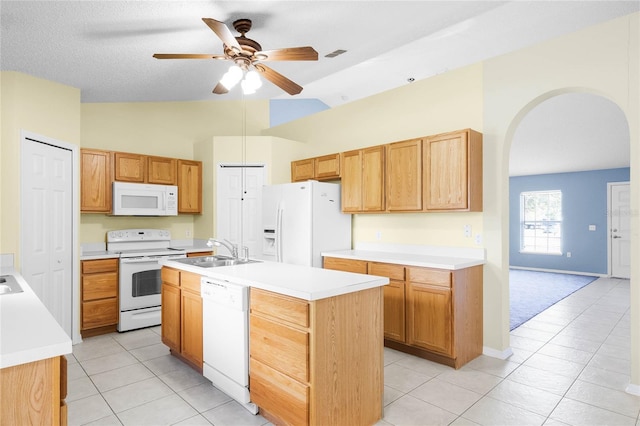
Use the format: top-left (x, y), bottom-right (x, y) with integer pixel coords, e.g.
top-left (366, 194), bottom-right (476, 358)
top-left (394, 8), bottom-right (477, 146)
top-left (0, 268), bottom-right (72, 369)
top-left (80, 241), bottom-right (212, 260)
top-left (160, 259), bottom-right (389, 301)
top-left (322, 243), bottom-right (486, 270)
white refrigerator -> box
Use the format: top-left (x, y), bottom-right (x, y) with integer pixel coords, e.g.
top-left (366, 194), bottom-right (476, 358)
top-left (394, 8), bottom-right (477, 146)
top-left (260, 181), bottom-right (352, 267)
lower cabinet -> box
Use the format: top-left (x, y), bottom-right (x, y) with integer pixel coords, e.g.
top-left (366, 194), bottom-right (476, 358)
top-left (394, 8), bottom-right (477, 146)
top-left (323, 256), bottom-right (483, 369)
top-left (249, 287), bottom-right (383, 426)
top-left (161, 267), bottom-right (203, 372)
top-left (81, 258), bottom-right (119, 337)
top-left (1, 355), bottom-right (67, 425)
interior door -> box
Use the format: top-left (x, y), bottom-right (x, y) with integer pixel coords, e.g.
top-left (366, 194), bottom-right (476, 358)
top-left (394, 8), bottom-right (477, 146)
top-left (610, 182), bottom-right (630, 279)
top-left (216, 164), bottom-right (265, 258)
top-left (21, 138), bottom-right (73, 337)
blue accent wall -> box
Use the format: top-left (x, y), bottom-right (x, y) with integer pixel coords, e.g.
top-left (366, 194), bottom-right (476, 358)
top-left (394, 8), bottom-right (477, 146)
top-left (509, 168), bottom-right (630, 274)
top-left (269, 99), bottom-right (330, 127)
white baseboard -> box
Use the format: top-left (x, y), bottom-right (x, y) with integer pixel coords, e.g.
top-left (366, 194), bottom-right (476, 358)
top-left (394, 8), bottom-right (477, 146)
top-left (483, 346), bottom-right (514, 360)
top-left (626, 383), bottom-right (640, 396)
top-left (509, 266), bottom-right (607, 278)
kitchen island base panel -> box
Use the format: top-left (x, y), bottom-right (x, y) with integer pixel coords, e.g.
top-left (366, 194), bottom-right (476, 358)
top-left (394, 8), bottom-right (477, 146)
top-left (168, 349), bottom-right (203, 374)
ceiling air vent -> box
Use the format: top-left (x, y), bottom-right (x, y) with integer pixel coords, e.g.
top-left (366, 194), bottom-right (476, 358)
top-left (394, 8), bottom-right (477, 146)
top-left (325, 49), bottom-right (347, 58)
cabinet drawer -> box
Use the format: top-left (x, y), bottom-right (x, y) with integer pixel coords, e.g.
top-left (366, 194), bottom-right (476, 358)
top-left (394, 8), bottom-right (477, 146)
top-left (82, 258), bottom-right (118, 274)
top-left (323, 257), bottom-right (368, 274)
top-left (369, 262), bottom-right (405, 280)
top-left (250, 314), bottom-right (309, 383)
top-left (408, 267), bottom-right (451, 288)
top-left (250, 357), bottom-right (309, 426)
top-left (82, 299), bottom-right (118, 329)
top-left (250, 288), bottom-right (309, 328)
top-left (161, 267), bottom-right (180, 287)
top-left (82, 272), bottom-right (118, 301)
top-left (314, 153), bottom-right (340, 179)
top-left (180, 271), bottom-right (202, 293)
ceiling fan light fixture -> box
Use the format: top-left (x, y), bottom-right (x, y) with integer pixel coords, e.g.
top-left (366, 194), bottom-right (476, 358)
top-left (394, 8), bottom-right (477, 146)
top-left (220, 64), bottom-right (243, 89)
top-left (241, 70), bottom-right (262, 94)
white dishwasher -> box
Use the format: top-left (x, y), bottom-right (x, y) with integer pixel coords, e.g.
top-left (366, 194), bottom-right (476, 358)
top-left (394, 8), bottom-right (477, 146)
top-left (201, 277), bottom-right (258, 415)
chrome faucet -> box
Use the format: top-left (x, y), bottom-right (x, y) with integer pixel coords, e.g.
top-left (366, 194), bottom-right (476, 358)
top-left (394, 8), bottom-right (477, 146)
top-left (207, 238), bottom-right (238, 258)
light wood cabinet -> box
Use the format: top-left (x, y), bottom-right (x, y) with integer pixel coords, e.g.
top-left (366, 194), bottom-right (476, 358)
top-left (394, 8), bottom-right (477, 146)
top-left (81, 258), bottom-right (118, 337)
top-left (341, 145), bottom-right (385, 212)
top-left (386, 138), bottom-right (423, 211)
top-left (161, 267), bottom-right (203, 371)
top-left (114, 152), bottom-right (146, 182)
top-left (147, 156), bottom-right (177, 185)
top-left (80, 148), bottom-right (112, 213)
top-left (249, 287), bottom-right (383, 426)
top-left (324, 256), bottom-right (483, 368)
top-left (1, 355), bottom-right (67, 425)
top-left (423, 129), bottom-right (483, 212)
top-left (291, 153), bottom-right (340, 182)
top-left (177, 159), bottom-right (202, 214)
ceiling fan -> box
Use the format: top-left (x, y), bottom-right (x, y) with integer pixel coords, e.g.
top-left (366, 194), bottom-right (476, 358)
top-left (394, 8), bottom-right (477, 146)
top-left (153, 18), bottom-right (318, 96)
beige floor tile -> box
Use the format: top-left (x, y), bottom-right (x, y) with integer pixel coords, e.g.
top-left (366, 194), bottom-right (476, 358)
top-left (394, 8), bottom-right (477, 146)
top-left (550, 397), bottom-right (636, 426)
top-left (507, 365), bottom-right (575, 396)
top-left (522, 353), bottom-right (585, 379)
top-left (486, 379), bottom-right (562, 416)
top-left (384, 385), bottom-right (404, 406)
top-left (143, 353), bottom-right (193, 376)
top-left (384, 347), bottom-right (411, 365)
top-left (80, 351), bottom-right (139, 375)
top-left (90, 363), bottom-right (155, 392)
top-left (116, 394), bottom-right (198, 426)
top-left (383, 363), bottom-right (432, 393)
top-left (588, 352), bottom-right (631, 375)
top-left (67, 361), bottom-right (88, 380)
top-left (565, 380), bottom-right (640, 418)
top-left (201, 400), bottom-right (268, 426)
top-left (409, 377), bottom-right (483, 415)
top-left (436, 368), bottom-right (503, 394)
top-left (158, 364), bottom-right (211, 392)
top-left (101, 377), bottom-right (174, 413)
top-left (393, 353), bottom-right (451, 377)
top-left (464, 354), bottom-right (520, 378)
top-left (548, 333), bottom-right (602, 353)
top-left (578, 365), bottom-right (632, 392)
top-left (73, 336), bottom-right (125, 361)
top-left (536, 342), bottom-right (594, 364)
top-left (177, 382), bottom-right (233, 412)
top-left (67, 376), bottom-right (100, 402)
top-left (128, 342), bottom-right (170, 361)
top-left (461, 396), bottom-right (546, 426)
top-left (172, 414), bottom-right (215, 425)
top-left (83, 414), bottom-right (124, 425)
top-left (509, 334), bottom-right (547, 352)
top-left (67, 394), bottom-right (114, 426)
top-left (383, 394), bottom-right (458, 426)
top-left (112, 328), bottom-right (162, 350)
top-left (511, 326), bottom-right (557, 343)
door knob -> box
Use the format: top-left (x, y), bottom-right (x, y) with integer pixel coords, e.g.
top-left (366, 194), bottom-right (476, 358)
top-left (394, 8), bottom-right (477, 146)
top-left (613, 235), bottom-right (621, 239)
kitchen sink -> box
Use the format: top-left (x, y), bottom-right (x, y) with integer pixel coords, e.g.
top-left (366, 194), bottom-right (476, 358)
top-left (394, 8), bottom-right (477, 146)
top-left (174, 255), bottom-right (260, 268)
top-left (0, 275), bottom-right (24, 295)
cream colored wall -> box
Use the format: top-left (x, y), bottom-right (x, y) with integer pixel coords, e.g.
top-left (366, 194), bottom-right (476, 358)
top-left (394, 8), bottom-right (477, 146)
top-left (265, 63), bottom-right (485, 249)
top-left (0, 72), bottom-right (81, 267)
top-left (482, 13), bottom-right (639, 380)
top-left (79, 100), bottom-right (270, 243)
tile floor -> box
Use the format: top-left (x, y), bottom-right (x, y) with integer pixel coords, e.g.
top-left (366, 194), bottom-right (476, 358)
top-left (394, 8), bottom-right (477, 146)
top-left (67, 277), bottom-right (640, 425)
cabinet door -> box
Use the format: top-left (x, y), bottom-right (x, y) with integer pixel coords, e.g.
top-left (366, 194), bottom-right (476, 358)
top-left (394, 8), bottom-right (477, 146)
top-left (114, 152), bottom-right (146, 182)
top-left (406, 282), bottom-right (452, 355)
top-left (340, 150), bottom-right (362, 212)
top-left (181, 290), bottom-right (203, 367)
top-left (424, 131), bottom-right (469, 210)
top-left (362, 146), bottom-right (385, 212)
top-left (148, 156), bottom-right (177, 185)
top-left (177, 160), bottom-right (202, 213)
top-left (314, 154), bottom-right (340, 180)
top-left (161, 283), bottom-right (181, 352)
top-left (80, 149), bottom-right (112, 213)
top-left (291, 159), bottom-right (315, 182)
top-left (82, 299), bottom-right (118, 329)
top-left (386, 139), bottom-right (422, 211)
top-left (383, 279), bottom-right (405, 342)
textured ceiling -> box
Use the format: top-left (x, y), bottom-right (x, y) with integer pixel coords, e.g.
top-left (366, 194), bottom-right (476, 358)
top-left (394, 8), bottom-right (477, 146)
top-left (1, 1), bottom-right (637, 175)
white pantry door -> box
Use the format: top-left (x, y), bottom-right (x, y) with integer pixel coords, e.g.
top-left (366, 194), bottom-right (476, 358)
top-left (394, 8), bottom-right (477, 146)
top-left (21, 138), bottom-right (73, 337)
top-left (216, 164), bottom-right (265, 258)
top-left (610, 182), bottom-right (630, 279)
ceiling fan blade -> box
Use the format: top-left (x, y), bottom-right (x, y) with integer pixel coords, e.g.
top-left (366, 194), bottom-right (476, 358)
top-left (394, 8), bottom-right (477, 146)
top-left (153, 53), bottom-right (227, 60)
top-left (257, 47), bottom-right (318, 61)
top-left (202, 18), bottom-right (241, 51)
top-left (213, 82), bottom-right (229, 95)
top-left (254, 64), bottom-right (303, 95)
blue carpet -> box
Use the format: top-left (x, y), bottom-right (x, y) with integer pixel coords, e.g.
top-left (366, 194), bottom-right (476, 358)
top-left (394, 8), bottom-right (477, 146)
top-left (510, 269), bottom-right (598, 330)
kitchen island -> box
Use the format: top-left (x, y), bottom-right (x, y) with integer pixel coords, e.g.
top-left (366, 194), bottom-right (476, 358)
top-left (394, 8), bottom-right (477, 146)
top-left (160, 258), bottom-right (388, 426)
top-left (0, 265), bottom-right (72, 425)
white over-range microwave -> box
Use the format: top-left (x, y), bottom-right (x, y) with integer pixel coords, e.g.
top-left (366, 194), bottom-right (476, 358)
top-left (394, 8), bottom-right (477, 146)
top-left (112, 182), bottom-right (178, 216)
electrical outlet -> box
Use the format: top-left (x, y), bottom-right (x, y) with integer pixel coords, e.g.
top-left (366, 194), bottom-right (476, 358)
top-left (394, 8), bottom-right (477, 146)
top-left (464, 225), bottom-right (472, 238)
top-left (589, 225), bottom-right (596, 231)
top-left (375, 231), bottom-right (382, 240)
top-left (475, 234), bottom-right (482, 245)
top-left (185, 230), bottom-right (192, 237)
top-left (567, 252), bottom-right (572, 258)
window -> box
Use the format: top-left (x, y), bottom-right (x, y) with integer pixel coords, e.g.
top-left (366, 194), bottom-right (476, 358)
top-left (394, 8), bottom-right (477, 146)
top-left (520, 190), bottom-right (562, 254)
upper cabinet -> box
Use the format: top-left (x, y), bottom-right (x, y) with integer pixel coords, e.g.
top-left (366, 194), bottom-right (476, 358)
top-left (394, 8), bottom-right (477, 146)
top-left (80, 149), bottom-right (112, 213)
top-left (386, 139), bottom-right (423, 212)
top-left (177, 159), bottom-right (202, 214)
top-left (114, 152), bottom-right (177, 185)
top-left (341, 146), bottom-right (385, 213)
top-left (291, 153), bottom-right (340, 182)
top-left (423, 129), bottom-right (482, 212)
top-left (81, 148), bottom-right (201, 214)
